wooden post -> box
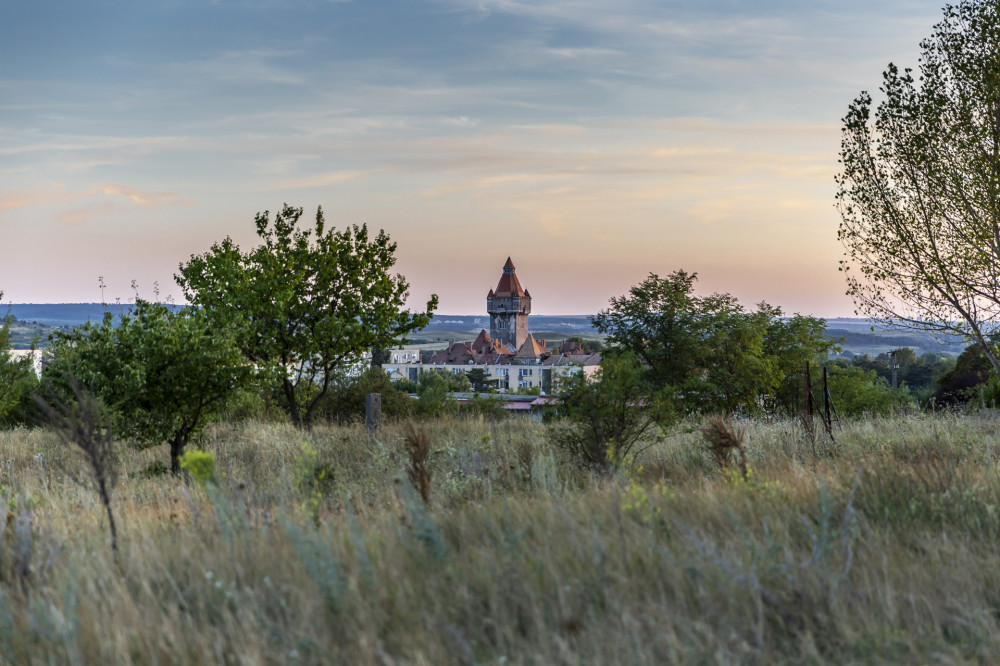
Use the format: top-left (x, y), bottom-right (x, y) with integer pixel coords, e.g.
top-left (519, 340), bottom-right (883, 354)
top-left (804, 362), bottom-right (813, 417)
top-left (365, 393), bottom-right (382, 434)
top-left (823, 366), bottom-right (834, 440)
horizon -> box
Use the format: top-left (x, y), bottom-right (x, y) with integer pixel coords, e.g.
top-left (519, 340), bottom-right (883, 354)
top-left (2, 1), bottom-right (947, 316)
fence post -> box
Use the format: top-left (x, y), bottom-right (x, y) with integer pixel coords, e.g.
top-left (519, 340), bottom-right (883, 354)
top-left (804, 362), bottom-right (813, 417)
top-left (366, 393), bottom-right (382, 434)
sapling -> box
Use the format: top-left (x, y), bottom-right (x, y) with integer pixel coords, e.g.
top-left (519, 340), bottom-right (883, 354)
top-left (35, 381), bottom-right (119, 553)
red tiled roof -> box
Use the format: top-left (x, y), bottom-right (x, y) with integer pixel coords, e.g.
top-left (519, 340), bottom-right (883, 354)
top-left (470, 329), bottom-right (493, 353)
top-left (515, 334), bottom-right (549, 359)
top-left (493, 256), bottom-right (527, 298)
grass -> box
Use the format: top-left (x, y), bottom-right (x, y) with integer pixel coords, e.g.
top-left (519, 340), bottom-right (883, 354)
top-left (2, 412), bottom-right (1000, 663)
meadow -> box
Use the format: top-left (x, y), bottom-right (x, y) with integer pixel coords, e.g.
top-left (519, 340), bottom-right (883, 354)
top-left (3, 412), bottom-right (1000, 664)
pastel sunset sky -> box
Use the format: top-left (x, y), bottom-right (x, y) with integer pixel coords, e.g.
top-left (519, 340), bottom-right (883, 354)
top-left (1, 0), bottom-right (945, 315)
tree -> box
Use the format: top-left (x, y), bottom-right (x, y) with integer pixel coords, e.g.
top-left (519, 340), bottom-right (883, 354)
top-left (934, 340), bottom-right (996, 405)
top-left (592, 271), bottom-right (704, 390)
top-left (823, 365), bottom-right (913, 416)
top-left (41, 300), bottom-right (253, 473)
top-left (592, 271), bottom-right (834, 414)
top-left (465, 368), bottom-right (497, 393)
top-left (316, 367), bottom-right (414, 424)
top-left (837, 0), bottom-right (1000, 375)
top-left (0, 293), bottom-right (38, 427)
top-left (176, 204), bottom-right (437, 429)
top-left (551, 353), bottom-right (673, 470)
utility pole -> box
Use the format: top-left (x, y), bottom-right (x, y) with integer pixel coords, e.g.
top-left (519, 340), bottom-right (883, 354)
top-left (889, 349), bottom-right (899, 389)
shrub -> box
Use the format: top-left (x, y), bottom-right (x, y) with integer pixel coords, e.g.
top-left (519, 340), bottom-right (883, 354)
top-left (550, 352), bottom-right (673, 470)
top-left (179, 449), bottom-right (217, 486)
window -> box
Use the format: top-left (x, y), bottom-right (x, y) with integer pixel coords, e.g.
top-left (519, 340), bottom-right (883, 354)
top-left (497, 368), bottom-right (508, 376)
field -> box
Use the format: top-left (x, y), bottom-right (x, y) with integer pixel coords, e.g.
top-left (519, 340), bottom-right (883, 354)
top-left (2, 413), bottom-right (1000, 663)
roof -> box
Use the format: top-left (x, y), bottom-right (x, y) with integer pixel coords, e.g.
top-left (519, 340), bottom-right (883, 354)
top-left (540, 352), bottom-right (602, 367)
top-left (515, 333), bottom-right (549, 359)
top-left (492, 256), bottom-right (527, 298)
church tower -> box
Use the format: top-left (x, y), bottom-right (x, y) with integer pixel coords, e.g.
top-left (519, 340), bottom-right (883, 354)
top-left (487, 257), bottom-right (531, 350)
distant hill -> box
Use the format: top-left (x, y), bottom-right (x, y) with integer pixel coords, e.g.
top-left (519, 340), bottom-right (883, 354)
top-left (421, 315), bottom-right (597, 336)
top-left (2, 305), bottom-right (974, 357)
top-left (5, 303), bottom-right (183, 327)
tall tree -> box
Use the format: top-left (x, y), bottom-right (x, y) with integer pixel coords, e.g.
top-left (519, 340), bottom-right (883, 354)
top-left (593, 271), bottom-right (834, 414)
top-left (41, 300), bottom-right (252, 473)
top-left (838, 0), bottom-right (1000, 374)
top-left (176, 204), bottom-right (437, 428)
top-left (0, 292), bottom-right (38, 426)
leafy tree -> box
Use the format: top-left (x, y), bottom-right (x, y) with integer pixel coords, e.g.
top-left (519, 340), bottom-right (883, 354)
top-left (414, 371), bottom-right (456, 417)
top-left (465, 368), bottom-right (497, 393)
top-left (176, 204), bottom-right (437, 429)
top-left (592, 271), bottom-right (704, 390)
top-left (316, 367), bottom-right (413, 424)
top-left (370, 348), bottom-right (391, 367)
top-left (593, 271), bottom-right (833, 414)
top-left (551, 353), bottom-right (674, 470)
top-left (837, 0), bottom-right (1000, 374)
top-left (41, 300), bottom-right (253, 473)
top-left (764, 314), bottom-right (842, 409)
top-left (0, 293), bottom-right (38, 427)
top-left (823, 365), bottom-right (913, 416)
top-left (934, 341), bottom-right (996, 405)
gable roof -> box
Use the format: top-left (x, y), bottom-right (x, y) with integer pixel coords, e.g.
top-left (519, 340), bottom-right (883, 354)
top-left (515, 333), bottom-right (549, 359)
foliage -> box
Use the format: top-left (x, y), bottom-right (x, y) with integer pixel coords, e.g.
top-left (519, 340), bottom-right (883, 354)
top-left (933, 341), bottom-right (996, 405)
top-left (293, 442), bottom-right (337, 528)
top-left (9, 415), bottom-right (1000, 661)
top-left (551, 352), bottom-right (673, 470)
top-left (41, 300), bottom-right (253, 473)
top-left (0, 296), bottom-right (38, 428)
top-left (179, 449), bottom-right (217, 486)
top-left (414, 371), bottom-right (457, 417)
top-left (33, 381), bottom-right (119, 553)
top-left (176, 204), bottom-right (437, 429)
top-left (592, 271), bottom-right (835, 414)
top-left (837, 0), bottom-right (1000, 374)
top-left (316, 368), bottom-right (413, 425)
top-left (465, 368), bottom-right (496, 393)
top-left (823, 364), bottom-right (912, 416)
top-left (459, 393), bottom-right (507, 419)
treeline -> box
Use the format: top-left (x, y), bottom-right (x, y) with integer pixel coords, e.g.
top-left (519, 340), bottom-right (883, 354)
top-left (0, 205), bottom-right (437, 473)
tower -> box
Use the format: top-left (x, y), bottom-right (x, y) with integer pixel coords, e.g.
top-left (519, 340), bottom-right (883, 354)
top-left (487, 257), bottom-right (531, 350)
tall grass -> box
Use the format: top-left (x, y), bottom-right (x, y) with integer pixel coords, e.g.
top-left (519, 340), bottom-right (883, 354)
top-left (1, 413), bottom-right (1000, 662)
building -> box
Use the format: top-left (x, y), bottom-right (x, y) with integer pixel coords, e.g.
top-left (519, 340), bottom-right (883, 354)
top-left (488, 257), bottom-right (531, 350)
top-left (382, 258), bottom-right (601, 393)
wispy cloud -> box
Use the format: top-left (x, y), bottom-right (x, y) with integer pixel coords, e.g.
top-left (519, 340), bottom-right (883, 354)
top-left (0, 183), bottom-right (194, 225)
top-left (267, 170), bottom-right (365, 190)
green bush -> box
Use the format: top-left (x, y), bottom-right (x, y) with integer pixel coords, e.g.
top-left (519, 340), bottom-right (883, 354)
top-left (179, 449), bottom-right (217, 486)
top-left (551, 352), bottom-right (674, 469)
top-left (315, 368), bottom-right (413, 424)
top-left (824, 364), bottom-right (913, 416)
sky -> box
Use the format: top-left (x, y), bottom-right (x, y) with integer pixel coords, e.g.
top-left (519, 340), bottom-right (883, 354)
top-left (0, 0), bottom-right (947, 316)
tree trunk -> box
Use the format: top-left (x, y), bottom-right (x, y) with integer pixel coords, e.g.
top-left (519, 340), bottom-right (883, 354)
top-left (170, 435), bottom-right (184, 475)
top-left (97, 478), bottom-right (118, 553)
top-left (283, 378), bottom-right (304, 429)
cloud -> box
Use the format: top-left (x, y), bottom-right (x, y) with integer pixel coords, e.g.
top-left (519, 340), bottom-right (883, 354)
top-left (0, 183), bottom-right (194, 225)
top-left (267, 170), bottom-right (365, 190)
top-left (99, 184), bottom-right (195, 208)
top-left (0, 185), bottom-right (89, 213)
top-left (58, 201), bottom-right (122, 226)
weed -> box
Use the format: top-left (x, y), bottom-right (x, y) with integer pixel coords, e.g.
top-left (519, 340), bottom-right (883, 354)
top-left (179, 449), bottom-right (217, 486)
top-left (701, 413), bottom-right (748, 481)
top-left (404, 424), bottom-right (433, 506)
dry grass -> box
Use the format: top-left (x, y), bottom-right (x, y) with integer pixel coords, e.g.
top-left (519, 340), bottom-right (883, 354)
top-left (0, 413), bottom-right (1000, 662)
